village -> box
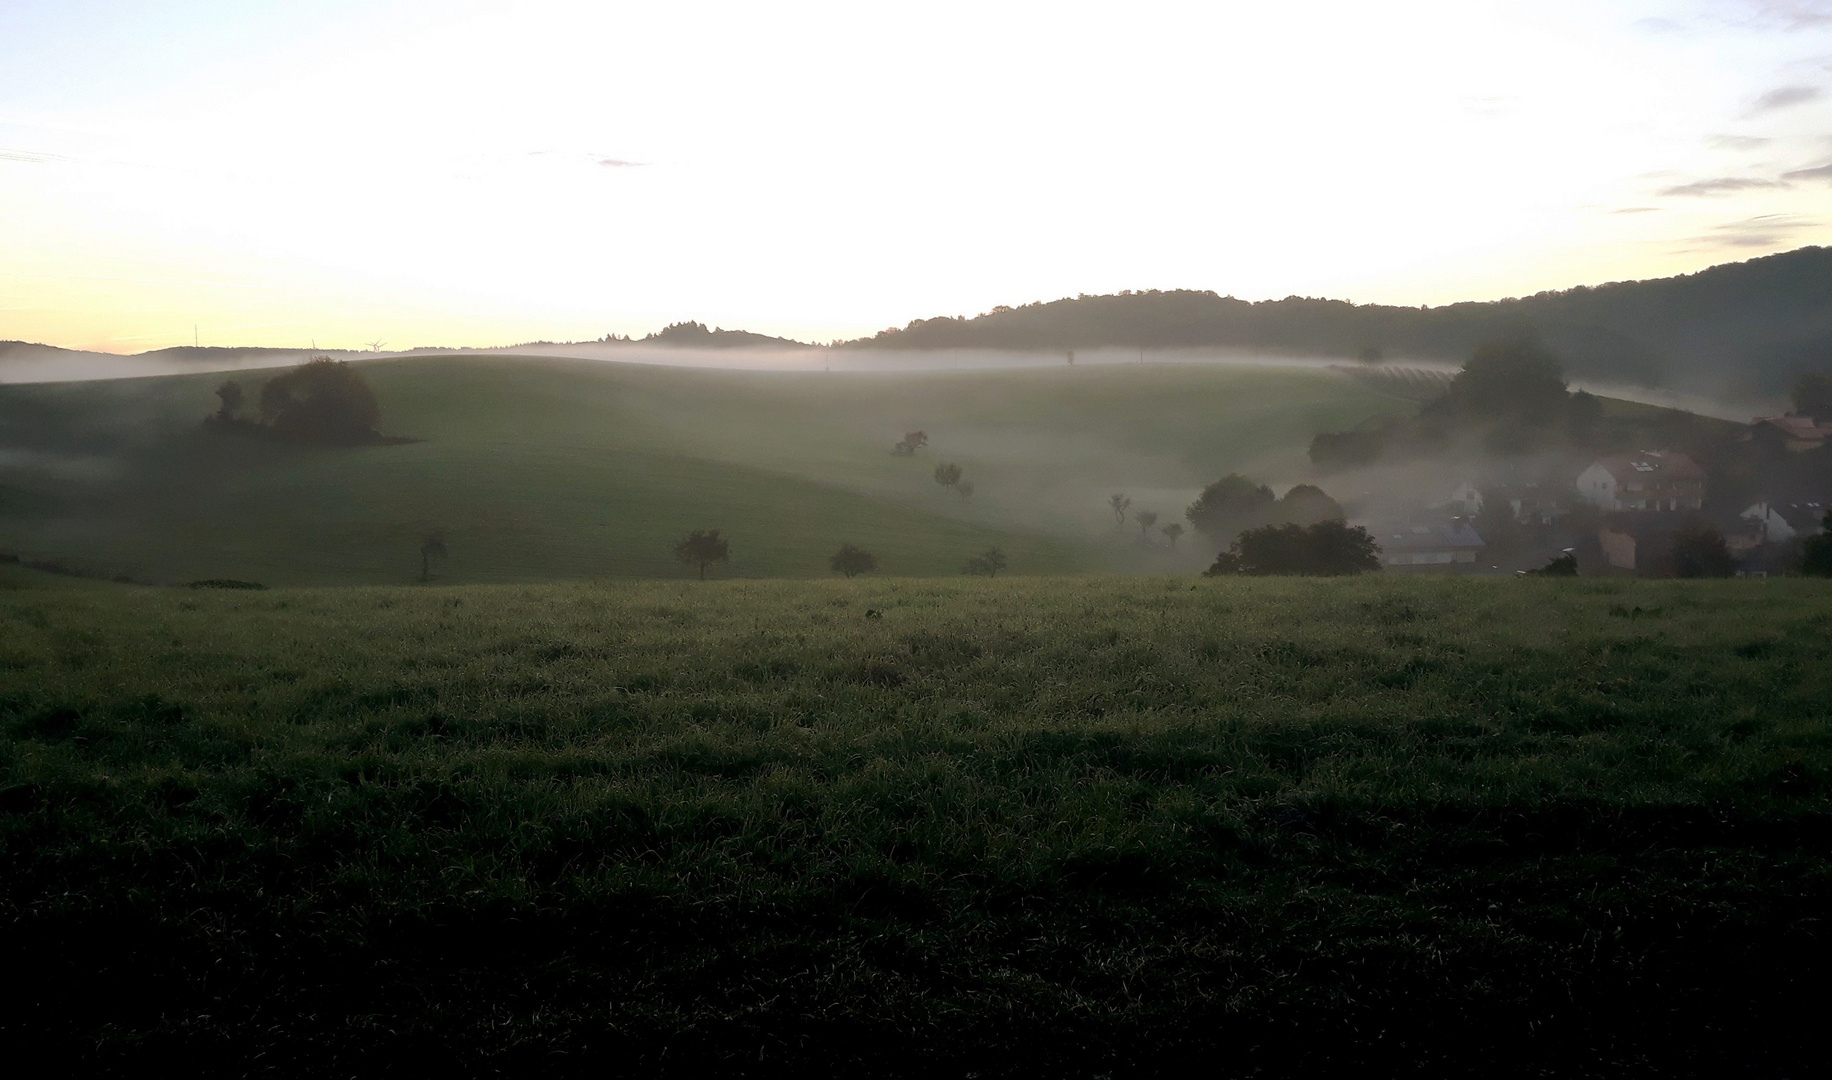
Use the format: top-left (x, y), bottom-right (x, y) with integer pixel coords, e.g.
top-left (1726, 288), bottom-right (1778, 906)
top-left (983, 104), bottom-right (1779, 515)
top-left (1362, 409), bottom-right (1832, 576)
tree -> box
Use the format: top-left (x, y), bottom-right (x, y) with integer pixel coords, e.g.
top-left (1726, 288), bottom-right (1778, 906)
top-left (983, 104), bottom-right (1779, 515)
top-left (1529, 551), bottom-right (1578, 576)
top-left (1669, 524), bottom-right (1736, 578)
top-left (1161, 521), bottom-right (1184, 549)
top-left (1185, 474), bottom-right (1276, 539)
top-left (419, 531), bottom-right (447, 582)
top-left (829, 542), bottom-right (878, 578)
top-left (675, 528), bottom-right (730, 579)
top-left (956, 481), bottom-right (974, 499)
top-left (1792, 372), bottom-right (1832, 421)
top-left (1436, 337), bottom-right (1570, 425)
top-left (255, 357), bottom-right (382, 442)
top-left (1801, 509), bottom-right (1832, 575)
top-left (892, 431), bottom-right (929, 456)
top-left (934, 462), bottom-right (963, 490)
top-left (214, 380), bottom-right (244, 421)
top-left (963, 547), bottom-right (1007, 577)
top-left (1135, 509), bottom-right (1158, 540)
top-left (1276, 484), bottom-right (1345, 525)
top-left (1109, 493), bottom-right (1131, 525)
top-left (1204, 520), bottom-right (1382, 576)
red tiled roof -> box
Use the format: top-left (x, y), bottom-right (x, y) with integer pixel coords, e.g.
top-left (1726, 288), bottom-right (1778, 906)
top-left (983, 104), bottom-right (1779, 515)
top-left (1753, 414), bottom-right (1832, 441)
top-left (1590, 451), bottom-right (1706, 483)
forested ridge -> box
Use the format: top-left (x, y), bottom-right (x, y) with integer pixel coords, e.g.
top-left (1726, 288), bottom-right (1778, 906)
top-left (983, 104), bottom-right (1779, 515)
top-left (844, 246), bottom-right (1832, 393)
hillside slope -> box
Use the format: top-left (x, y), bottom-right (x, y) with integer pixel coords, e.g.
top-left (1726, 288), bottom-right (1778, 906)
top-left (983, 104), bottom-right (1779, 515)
top-left (0, 356), bottom-right (1403, 584)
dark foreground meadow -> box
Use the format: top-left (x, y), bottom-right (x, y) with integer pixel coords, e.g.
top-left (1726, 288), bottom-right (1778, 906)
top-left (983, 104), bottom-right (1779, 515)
top-left (2, 574), bottom-right (1828, 1076)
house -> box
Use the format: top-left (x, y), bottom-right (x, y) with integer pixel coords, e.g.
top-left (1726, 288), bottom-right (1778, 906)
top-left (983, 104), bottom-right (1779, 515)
top-left (1599, 525), bottom-right (1638, 570)
top-left (1749, 414), bottom-right (1832, 451)
top-left (1738, 500), bottom-right (1826, 544)
top-left (1370, 518), bottom-right (1485, 568)
top-left (1576, 451), bottom-right (1706, 513)
top-left (1440, 481), bottom-right (1483, 515)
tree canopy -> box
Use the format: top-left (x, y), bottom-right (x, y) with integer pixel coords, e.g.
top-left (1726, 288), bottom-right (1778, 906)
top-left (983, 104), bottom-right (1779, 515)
top-left (1205, 520), bottom-right (1382, 577)
top-left (257, 358), bottom-right (383, 442)
top-left (829, 543), bottom-right (878, 578)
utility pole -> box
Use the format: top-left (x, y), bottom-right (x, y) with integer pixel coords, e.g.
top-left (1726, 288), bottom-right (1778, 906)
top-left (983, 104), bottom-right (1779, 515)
top-left (194, 324), bottom-right (199, 347)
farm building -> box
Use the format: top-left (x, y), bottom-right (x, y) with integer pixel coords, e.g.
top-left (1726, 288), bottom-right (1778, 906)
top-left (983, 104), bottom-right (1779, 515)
top-left (1577, 452), bottom-right (1706, 513)
top-left (1369, 519), bottom-right (1485, 568)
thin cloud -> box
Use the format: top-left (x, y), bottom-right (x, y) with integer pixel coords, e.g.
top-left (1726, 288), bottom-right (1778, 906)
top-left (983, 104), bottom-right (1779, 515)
top-left (1708, 134), bottom-right (1772, 150)
top-left (0, 147), bottom-right (61, 164)
top-left (1658, 176), bottom-right (1787, 196)
top-left (1693, 212), bottom-right (1819, 248)
top-left (598, 158), bottom-right (644, 168)
top-left (1739, 1), bottom-right (1832, 30)
top-left (1750, 84), bottom-right (1821, 112)
top-left (1612, 206), bottom-right (1662, 214)
top-left (1783, 161), bottom-right (1832, 181)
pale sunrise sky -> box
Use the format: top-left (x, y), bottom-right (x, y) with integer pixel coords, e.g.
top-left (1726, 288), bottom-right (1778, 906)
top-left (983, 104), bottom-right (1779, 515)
top-left (3, 0), bottom-right (1831, 352)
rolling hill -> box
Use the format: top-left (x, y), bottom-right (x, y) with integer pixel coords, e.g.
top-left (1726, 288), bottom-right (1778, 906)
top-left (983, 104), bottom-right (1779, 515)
top-left (0, 355), bottom-right (1406, 585)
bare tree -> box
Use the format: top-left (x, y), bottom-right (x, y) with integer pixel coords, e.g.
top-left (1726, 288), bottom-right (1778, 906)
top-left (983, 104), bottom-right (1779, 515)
top-left (675, 529), bottom-right (730, 580)
top-left (1161, 521), bottom-right (1184, 549)
top-left (963, 547), bottom-right (1008, 577)
top-left (419, 531), bottom-right (447, 582)
top-left (1109, 493), bottom-right (1131, 525)
top-left (1135, 509), bottom-right (1158, 541)
top-left (830, 542), bottom-right (879, 578)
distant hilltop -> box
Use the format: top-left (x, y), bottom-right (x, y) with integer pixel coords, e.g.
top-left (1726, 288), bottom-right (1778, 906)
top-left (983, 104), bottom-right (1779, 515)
top-left (639, 321), bottom-right (809, 349)
top-left (840, 246), bottom-right (1832, 395)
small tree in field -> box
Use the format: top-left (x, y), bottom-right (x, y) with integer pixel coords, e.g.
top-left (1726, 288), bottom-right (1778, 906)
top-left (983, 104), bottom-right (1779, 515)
top-left (1109, 493), bottom-right (1131, 525)
top-left (830, 543), bottom-right (878, 578)
top-left (675, 529), bottom-right (730, 579)
top-left (934, 462), bottom-right (963, 491)
top-left (956, 481), bottom-right (974, 499)
top-left (963, 547), bottom-right (1008, 577)
top-left (1135, 509), bottom-right (1158, 541)
top-left (214, 380), bottom-right (244, 421)
top-left (892, 431), bottom-right (929, 456)
top-left (1669, 524), bottom-right (1736, 578)
top-left (1161, 521), bottom-right (1184, 549)
top-left (419, 531), bottom-right (447, 582)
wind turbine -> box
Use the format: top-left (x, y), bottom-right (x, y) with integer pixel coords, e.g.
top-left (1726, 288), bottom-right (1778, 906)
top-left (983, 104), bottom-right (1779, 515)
top-left (366, 340), bottom-right (387, 353)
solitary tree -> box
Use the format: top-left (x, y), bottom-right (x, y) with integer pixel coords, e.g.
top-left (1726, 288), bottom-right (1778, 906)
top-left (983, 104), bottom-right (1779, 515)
top-left (1109, 493), bottom-right (1131, 525)
top-left (255, 357), bottom-right (383, 442)
top-left (419, 531), bottom-right (447, 582)
top-left (934, 462), bottom-right (963, 490)
top-left (892, 431), bottom-right (929, 456)
top-left (1436, 336), bottom-right (1570, 425)
top-left (963, 547), bottom-right (1008, 577)
top-left (1669, 524), bottom-right (1736, 578)
top-left (956, 480), bottom-right (974, 498)
top-left (829, 542), bottom-right (878, 578)
top-left (214, 379), bottom-right (244, 421)
top-left (1135, 509), bottom-right (1159, 540)
top-left (675, 528), bottom-right (730, 579)
top-left (1161, 521), bottom-right (1184, 549)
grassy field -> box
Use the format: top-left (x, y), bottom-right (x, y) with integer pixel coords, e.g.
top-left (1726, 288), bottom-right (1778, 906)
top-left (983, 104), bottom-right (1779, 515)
top-left (3, 570), bottom-right (1827, 1074)
top-left (0, 357), bottom-right (1403, 584)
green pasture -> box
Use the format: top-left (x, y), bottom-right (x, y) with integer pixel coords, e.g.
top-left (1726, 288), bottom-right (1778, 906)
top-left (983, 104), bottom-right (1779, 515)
top-left (2, 572), bottom-right (1827, 1073)
top-left (0, 357), bottom-right (1404, 584)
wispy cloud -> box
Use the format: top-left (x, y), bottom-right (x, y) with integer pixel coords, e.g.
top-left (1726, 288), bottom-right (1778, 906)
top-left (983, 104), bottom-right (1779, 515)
top-left (0, 147), bottom-right (62, 164)
top-left (1783, 161), bottom-right (1832, 180)
top-left (1738, 1), bottom-right (1832, 30)
top-left (1708, 134), bottom-right (1773, 150)
top-left (1750, 84), bottom-right (1821, 112)
top-left (1613, 206), bottom-right (1662, 214)
top-left (1693, 212), bottom-right (1819, 247)
top-left (598, 158), bottom-right (644, 168)
top-left (1659, 176), bottom-right (1787, 196)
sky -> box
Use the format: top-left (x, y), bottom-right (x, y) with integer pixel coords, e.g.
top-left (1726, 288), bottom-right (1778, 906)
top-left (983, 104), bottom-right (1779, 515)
top-left (2, 0), bottom-right (1830, 353)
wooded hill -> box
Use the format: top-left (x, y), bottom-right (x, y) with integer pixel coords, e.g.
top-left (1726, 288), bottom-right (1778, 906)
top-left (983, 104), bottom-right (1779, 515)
top-left (842, 246), bottom-right (1832, 394)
